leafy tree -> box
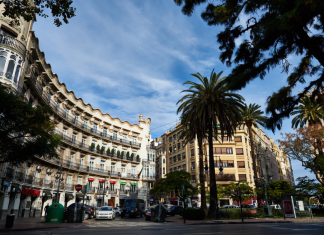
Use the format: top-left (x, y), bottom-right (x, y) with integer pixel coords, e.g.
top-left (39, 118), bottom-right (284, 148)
top-left (295, 176), bottom-right (324, 203)
top-left (0, 85), bottom-right (61, 166)
top-left (206, 185), bottom-right (225, 204)
top-left (222, 182), bottom-right (254, 204)
top-left (0, 0), bottom-right (76, 27)
top-left (177, 99), bottom-right (208, 212)
top-left (291, 96), bottom-right (324, 128)
top-left (278, 124), bottom-right (324, 186)
top-left (178, 69), bottom-right (244, 217)
top-left (150, 170), bottom-right (198, 200)
top-left (174, 0), bottom-right (324, 131)
top-left (256, 180), bottom-right (294, 204)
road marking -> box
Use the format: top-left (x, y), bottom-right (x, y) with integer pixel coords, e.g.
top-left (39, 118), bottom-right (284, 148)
top-left (165, 228), bottom-right (194, 230)
top-left (292, 229), bottom-right (319, 231)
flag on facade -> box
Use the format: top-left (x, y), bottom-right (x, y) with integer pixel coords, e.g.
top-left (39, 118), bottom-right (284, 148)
top-left (138, 167), bottom-right (143, 178)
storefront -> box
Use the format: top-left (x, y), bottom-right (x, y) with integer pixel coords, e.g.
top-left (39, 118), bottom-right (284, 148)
top-left (108, 181), bottom-right (116, 207)
top-left (41, 191), bottom-right (52, 216)
top-left (168, 197), bottom-right (179, 206)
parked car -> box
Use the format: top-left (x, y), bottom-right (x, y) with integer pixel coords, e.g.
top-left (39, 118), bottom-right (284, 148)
top-left (121, 199), bottom-right (145, 218)
top-left (270, 205), bottom-right (281, 209)
top-left (221, 205), bottom-right (239, 209)
top-left (311, 205), bottom-right (318, 209)
top-left (96, 206), bottom-right (116, 220)
top-left (83, 204), bottom-right (95, 219)
top-left (94, 207), bottom-right (101, 217)
top-left (145, 208), bottom-right (152, 221)
top-left (113, 207), bottom-right (122, 216)
top-left (166, 206), bottom-right (183, 216)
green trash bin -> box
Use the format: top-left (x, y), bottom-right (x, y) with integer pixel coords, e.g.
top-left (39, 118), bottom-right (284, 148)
top-left (45, 203), bottom-right (64, 223)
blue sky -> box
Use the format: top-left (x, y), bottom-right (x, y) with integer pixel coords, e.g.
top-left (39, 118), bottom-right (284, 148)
top-left (33, 0), bottom-right (311, 181)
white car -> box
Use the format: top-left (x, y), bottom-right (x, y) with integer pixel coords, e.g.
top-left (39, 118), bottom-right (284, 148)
top-left (113, 207), bottom-right (122, 216)
top-left (96, 206), bottom-right (116, 220)
top-left (222, 205), bottom-right (239, 209)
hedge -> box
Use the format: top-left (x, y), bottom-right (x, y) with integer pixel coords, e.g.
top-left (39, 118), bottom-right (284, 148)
top-left (219, 208), bottom-right (283, 219)
top-left (182, 208), bottom-right (205, 220)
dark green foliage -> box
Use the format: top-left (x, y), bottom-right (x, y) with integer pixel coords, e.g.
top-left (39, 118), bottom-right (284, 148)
top-left (117, 150), bottom-right (121, 156)
top-left (295, 176), bottom-right (324, 203)
top-left (90, 143), bottom-right (95, 150)
top-left (131, 153), bottom-right (134, 158)
top-left (150, 170), bottom-right (197, 198)
top-left (101, 146), bottom-right (105, 152)
top-left (256, 180), bottom-right (294, 204)
top-left (174, 0), bottom-right (324, 132)
top-left (0, 85), bottom-right (61, 166)
top-left (106, 148), bottom-right (111, 155)
top-left (0, 0), bottom-right (76, 27)
top-left (126, 151), bottom-right (130, 157)
top-left (121, 151), bottom-right (125, 157)
top-left (219, 208), bottom-right (283, 219)
top-left (96, 144), bottom-right (100, 151)
top-left (111, 148), bottom-right (115, 155)
top-left (136, 154), bottom-right (139, 160)
top-left (182, 208), bottom-right (205, 220)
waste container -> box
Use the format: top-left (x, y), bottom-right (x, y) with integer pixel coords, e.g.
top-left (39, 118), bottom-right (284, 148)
top-left (45, 203), bottom-right (64, 223)
top-left (151, 204), bottom-right (167, 222)
top-left (66, 203), bottom-right (85, 223)
top-left (5, 214), bottom-right (15, 228)
top-left (264, 206), bottom-right (274, 217)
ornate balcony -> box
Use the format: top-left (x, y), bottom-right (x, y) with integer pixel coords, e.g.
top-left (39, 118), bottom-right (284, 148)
top-left (0, 34), bottom-right (26, 57)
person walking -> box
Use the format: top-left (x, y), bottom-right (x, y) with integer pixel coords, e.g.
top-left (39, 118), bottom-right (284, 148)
top-left (44, 203), bottom-right (50, 218)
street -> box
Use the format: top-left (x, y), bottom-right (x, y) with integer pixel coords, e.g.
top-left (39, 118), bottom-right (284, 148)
top-left (0, 216), bottom-right (323, 235)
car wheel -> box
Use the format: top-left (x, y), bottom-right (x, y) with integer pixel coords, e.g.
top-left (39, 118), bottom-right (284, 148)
top-left (84, 213), bottom-right (89, 220)
top-left (90, 215), bottom-right (94, 219)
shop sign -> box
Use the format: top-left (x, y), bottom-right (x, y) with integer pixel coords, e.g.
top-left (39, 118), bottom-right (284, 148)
top-left (168, 197), bottom-right (178, 201)
top-left (99, 179), bottom-right (105, 183)
top-left (110, 181), bottom-right (116, 184)
top-left (3, 181), bottom-right (10, 187)
top-left (22, 187), bottom-right (40, 196)
top-left (88, 178), bottom-right (94, 182)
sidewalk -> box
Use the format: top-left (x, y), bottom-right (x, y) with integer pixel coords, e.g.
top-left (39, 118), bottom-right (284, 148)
top-left (166, 216), bottom-right (324, 225)
top-left (0, 217), bottom-right (84, 232)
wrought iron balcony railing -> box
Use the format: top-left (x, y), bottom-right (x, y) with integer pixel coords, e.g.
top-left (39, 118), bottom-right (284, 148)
top-left (0, 34), bottom-right (26, 57)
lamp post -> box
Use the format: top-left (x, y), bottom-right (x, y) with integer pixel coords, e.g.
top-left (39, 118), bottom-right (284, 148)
top-left (255, 173), bottom-right (273, 216)
top-left (55, 165), bottom-right (64, 203)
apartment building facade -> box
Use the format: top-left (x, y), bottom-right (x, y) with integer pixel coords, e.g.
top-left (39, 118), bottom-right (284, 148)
top-left (162, 124), bottom-right (294, 207)
top-left (0, 10), bottom-right (154, 219)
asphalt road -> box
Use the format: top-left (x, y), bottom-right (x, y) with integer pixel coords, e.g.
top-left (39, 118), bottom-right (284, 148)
top-left (1, 217), bottom-right (324, 235)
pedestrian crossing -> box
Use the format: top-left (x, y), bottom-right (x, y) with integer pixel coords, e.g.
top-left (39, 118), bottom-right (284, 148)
top-left (84, 220), bottom-right (165, 228)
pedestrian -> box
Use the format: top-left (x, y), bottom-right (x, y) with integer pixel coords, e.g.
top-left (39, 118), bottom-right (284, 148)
top-left (44, 203), bottom-right (50, 218)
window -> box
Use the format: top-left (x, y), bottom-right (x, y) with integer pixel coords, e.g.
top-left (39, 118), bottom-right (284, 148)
top-left (110, 183), bottom-right (114, 191)
top-left (56, 101), bottom-right (60, 111)
top-left (47, 92), bottom-right (52, 102)
top-left (90, 158), bottom-right (94, 170)
top-left (70, 154), bottom-right (74, 163)
top-left (113, 131), bottom-right (117, 140)
top-left (236, 148), bottom-right (243, 155)
top-left (74, 115), bottom-right (79, 125)
top-left (123, 134), bottom-right (127, 140)
top-left (63, 129), bottom-right (67, 137)
top-left (214, 160), bottom-right (234, 168)
top-left (111, 164), bottom-right (116, 173)
top-left (192, 175), bottom-right (196, 181)
top-left (191, 149), bottom-right (194, 156)
top-left (84, 119), bottom-right (88, 129)
top-left (103, 128), bottom-right (108, 137)
top-left (120, 184), bottom-right (125, 191)
top-left (169, 137), bottom-right (172, 142)
top-left (177, 143), bottom-right (180, 150)
top-left (169, 157), bottom-right (172, 163)
top-left (239, 174), bottom-right (247, 181)
top-left (177, 132), bottom-right (181, 138)
top-left (93, 123), bottom-right (98, 134)
top-left (78, 177), bottom-right (82, 184)
top-left (237, 161), bottom-right (245, 168)
top-left (131, 166), bottom-right (136, 175)
top-left (80, 157), bottom-right (84, 166)
top-left (173, 134), bottom-right (176, 140)
top-left (214, 147), bottom-right (233, 154)
top-left (226, 148), bottom-right (233, 154)
top-left (65, 108), bottom-right (69, 119)
top-left (191, 162), bottom-right (195, 170)
top-left (183, 164), bottom-right (186, 171)
top-left (132, 136), bottom-right (137, 144)
top-left (72, 133), bottom-right (76, 144)
top-left (163, 168), bottom-right (165, 174)
top-left (6, 59), bottom-right (15, 79)
top-left (121, 166), bottom-right (126, 173)
top-left (182, 141), bottom-right (185, 147)
top-left (81, 138), bottom-right (86, 147)
top-left (67, 175), bottom-right (72, 186)
top-left (234, 136), bottom-right (242, 142)
top-left (163, 158), bottom-right (165, 163)
top-left (163, 138), bottom-right (165, 144)
top-left (173, 145), bottom-right (176, 151)
top-left (100, 161), bottom-right (105, 171)
top-left (222, 136), bottom-right (228, 142)
top-left (182, 153), bottom-right (186, 159)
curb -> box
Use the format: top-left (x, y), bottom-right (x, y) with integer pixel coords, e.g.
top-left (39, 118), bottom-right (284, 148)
top-left (0, 227), bottom-right (65, 232)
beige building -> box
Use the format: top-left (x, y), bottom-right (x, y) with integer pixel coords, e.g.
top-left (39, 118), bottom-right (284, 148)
top-left (0, 8), bottom-right (155, 219)
top-left (161, 123), bottom-right (294, 207)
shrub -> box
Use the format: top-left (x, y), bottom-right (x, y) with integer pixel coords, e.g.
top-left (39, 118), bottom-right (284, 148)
top-left (182, 208), bottom-right (205, 220)
top-left (90, 143), bottom-right (95, 150)
top-left (126, 151), bottom-right (130, 157)
top-left (101, 146), bottom-right (105, 152)
top-left (111, 148), bottom-right (115, 155)
top-left (121, 151), bottom-right (125, 157)
top-left (136, 155), bottom-right (140, 161)
top-left (117, 150), bottom-right (121, 156)
top-left (96, 144), bottom-right (101, 151)
top-left (106, 148), bottom-right (111, 155)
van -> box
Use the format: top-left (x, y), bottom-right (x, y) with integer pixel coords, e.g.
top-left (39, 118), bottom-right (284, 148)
top-left (121, 199), bottom-right (145, 218)
top-left (270, 204), bottom-right (281, 209)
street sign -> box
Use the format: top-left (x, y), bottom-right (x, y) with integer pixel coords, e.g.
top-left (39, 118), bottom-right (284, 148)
top-left (75, 184), bottom-right (82, 192)
top-left (161, 198), bottom-right (164, 203)
top-left (234, 190), bottom-right (238, 197)
top-left (81, 183), bottom-right (89, 194)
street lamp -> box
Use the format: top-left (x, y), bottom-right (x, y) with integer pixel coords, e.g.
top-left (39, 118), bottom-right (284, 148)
top-left (55, 165), bottom-right (64, 203)
top-left (215, 156), bottom-right (223, 221)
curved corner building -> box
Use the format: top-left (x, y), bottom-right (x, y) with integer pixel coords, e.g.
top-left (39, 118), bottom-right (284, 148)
top-left (0, 8), bottom-right (155, 219)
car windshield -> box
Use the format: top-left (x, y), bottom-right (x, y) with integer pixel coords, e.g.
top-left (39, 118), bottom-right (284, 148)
top-left (100, 207), bottom-right (112, 211)
top-left (171, 206), bottom-right (175, 209)
top-left (166, 205), bottom-right (173, 209)
top-left (124, 199), bottom-right (137, 208)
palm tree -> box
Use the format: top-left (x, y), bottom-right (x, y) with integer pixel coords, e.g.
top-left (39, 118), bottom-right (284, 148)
top-left (177, 69), bottom-right (244, 218)
top-left (291, 96), bottom-right (324, 128)
top-left (177, 103), bottom-right (207, 213)
top-left (240, 103), bottom-right (268, 206)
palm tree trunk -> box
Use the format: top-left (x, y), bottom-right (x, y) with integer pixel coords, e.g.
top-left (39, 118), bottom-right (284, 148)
top-left (208, 124), bottom-right (216, 218)
top-left (247, 124), bottom-right (261, 207)
top-left (198, 137), bottom-right (207, 213)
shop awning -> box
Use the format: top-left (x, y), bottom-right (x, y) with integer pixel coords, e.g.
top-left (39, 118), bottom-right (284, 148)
top-left (99, 179), bottom-right (105, 183)
top-left (110, 181), bottom-right (116, 184)
top-left (88, 178), bottom-right (94, 182)
top-left (120, 182), bottom-right (126, 185)
top-left (131, 182), bottom-right (137, 186)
